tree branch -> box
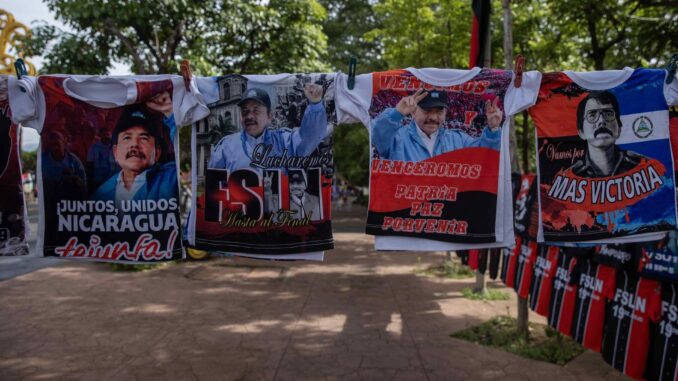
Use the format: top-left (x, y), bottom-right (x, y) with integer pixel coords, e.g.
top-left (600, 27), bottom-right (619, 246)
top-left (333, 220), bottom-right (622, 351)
top-left (104, 18), bottom-right (146, 74)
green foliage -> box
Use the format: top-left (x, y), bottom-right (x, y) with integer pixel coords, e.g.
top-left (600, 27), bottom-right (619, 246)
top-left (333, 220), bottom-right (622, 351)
top-left (204, 0), bottom-right (331, 74)
top-left (451, 316), bottom-right (585, 365)
top-left (415, 257), bottom-right (475, 279)
top-left (333, 123), bottom-right (370, 187)
top-left (27, 0), bottom-right (331, 75)
top-left (106, 263), bottom-right (163, 272)
top-left (20, 150), bottom-right (37, 173)
top-left (366, 0), bottom-right (472, 69)
top-left (319, 0), bottom-right (388, 72)
top-left (461, 287), bottom-right (509, 301)
top-left (505, 0), bottom-right (678, 71)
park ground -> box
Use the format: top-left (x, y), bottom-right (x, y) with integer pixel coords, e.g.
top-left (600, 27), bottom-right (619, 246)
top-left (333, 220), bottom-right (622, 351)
top-left (0, 203), bottom-right (630, 380)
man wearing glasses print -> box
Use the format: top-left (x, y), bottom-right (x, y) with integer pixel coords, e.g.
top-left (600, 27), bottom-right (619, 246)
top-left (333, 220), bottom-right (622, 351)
top-left (568, 91), bottom-right (646, 177)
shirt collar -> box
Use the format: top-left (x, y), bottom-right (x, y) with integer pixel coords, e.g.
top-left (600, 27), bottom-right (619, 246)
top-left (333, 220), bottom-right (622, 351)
top-left (414, 123), bottom-right (439, 155)
top-left (245, 129), bottom-right (267, 146)
top-left (115, 170), bottom-right (147, 205)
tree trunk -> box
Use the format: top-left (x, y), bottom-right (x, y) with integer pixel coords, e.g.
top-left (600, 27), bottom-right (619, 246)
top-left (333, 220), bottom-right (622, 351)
top-left (517, 296), bottom-right (529, 338)
top-left (474, 271), bottom-right (486, 294)
top-left (446, 251), bottom-right (452, 262)
top-left (503, 0), bottom-right (529, 337)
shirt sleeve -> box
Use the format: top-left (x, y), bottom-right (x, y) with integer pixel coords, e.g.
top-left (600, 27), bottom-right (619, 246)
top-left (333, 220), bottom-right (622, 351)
top-left (664, 70), bottom-right (678, 106)
top-left (163, 114), bottom-right (177, 141)
top-left (292, 102), bottom-right (328, 156)
top-left (371, 108), bottom-right (404, 158)
top-left (7, 76), bottom-right (44, 132)
top-left (334, 73), bottom-right (373, 127)
top-left (504, 70), bottom-right (542, 116)
top-left (170, 76), bottom-right (210, 126)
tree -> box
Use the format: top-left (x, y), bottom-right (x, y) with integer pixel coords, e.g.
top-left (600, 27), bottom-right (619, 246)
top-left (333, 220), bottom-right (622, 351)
top-left (318, 0), bottom-right (388, 72)
top-left (366, 0), bottom-right (473, 69)
top-left (24, 0), bottom-right (331, 75)
top-left (20, 150), bottom-right (37, 173)
top-left (549, 0), bottom-right (677, 70)
top-left (333, 123), bottom-right (370, 187)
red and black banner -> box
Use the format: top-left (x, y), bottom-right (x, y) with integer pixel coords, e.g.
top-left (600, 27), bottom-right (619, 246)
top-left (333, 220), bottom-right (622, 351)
top-left (470, 0), bottom-right (491, 68)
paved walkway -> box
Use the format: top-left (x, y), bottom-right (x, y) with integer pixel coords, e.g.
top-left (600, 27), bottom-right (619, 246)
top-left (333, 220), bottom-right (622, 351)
top-left (0, 233), bottom-right (629, 381)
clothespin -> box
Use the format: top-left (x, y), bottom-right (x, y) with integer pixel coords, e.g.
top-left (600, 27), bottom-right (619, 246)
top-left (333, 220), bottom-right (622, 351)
top-left (666, 53), bottom-right (678, 85)
top-left (14, 58), bottom-right (27, 80)
top-left (514, 55), bottom-right (525, 88)
top-left (347, 56), bottom-right (357, 90)
top-left (180, 59), bottom-right (192, 91)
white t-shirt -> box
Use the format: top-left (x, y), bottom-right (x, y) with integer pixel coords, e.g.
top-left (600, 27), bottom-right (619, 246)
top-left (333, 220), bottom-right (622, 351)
top-left (529, 68), bottom-right (678, 245)
top-left (335, 67), bottom-right (541, 251)
top-left (8, 74), bottom-right (209, 263)
top-left (189, 73), bottom-right (338, 262)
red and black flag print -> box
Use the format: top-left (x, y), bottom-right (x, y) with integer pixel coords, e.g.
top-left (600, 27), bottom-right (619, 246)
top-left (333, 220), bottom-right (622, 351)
top-left (647, 283), bottom-right (678, 381)
top-left (548, 252), bottom-right (580, 335)
top-left (469, 0), bottom-right (491, 68)
top-left (501, 236), bottom-right (521, 288)
top-left (602, 272), bottom-right (662, 380)
top-left (571, 258), bottom-right (617, 352)
top-left (514, 240), bottom-right (538, 298)
top-left (529, 245), bottom-right (560, 317)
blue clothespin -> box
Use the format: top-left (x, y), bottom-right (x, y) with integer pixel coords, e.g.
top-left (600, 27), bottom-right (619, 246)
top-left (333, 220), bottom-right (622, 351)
top-left (14, 58), bottom-right (27, 80)
top-left (347, 56), bottom-right (357, 90)
top-left (666, 53), bottom-right (678, 85)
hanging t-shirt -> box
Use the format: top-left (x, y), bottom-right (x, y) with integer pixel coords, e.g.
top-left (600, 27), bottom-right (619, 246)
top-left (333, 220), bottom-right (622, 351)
top-left (468, 248), bottom-right (489, 274)
top-left (595, 243), bottom-right (636, 270)
top-left (501, 236), bottom-right (521, 288)
top-left (514, 173), bottom-right (538, 238)
top-left (8, 75), bottom-right (208, 263)
top-left (514, 240), bottom-right (538, 298)
top-left (647, 283), bottom-right (678, 381)
top-left (468, 249), bottom-right (480, 271)
top-left (638, 233), bottom-right (678, 283)
top-left (529, 68), bottom-right (678, 244)
top-left (571, 258), bottom-right (617, 352)
top-left (548, 252), bottom-right (580, 335)
top-left (529, 245), bottom-right (560, 317)
top-left (602, 271), bottom-right (662, 380)
top-left (189, 74), bottom-right (336, 261)
top-left (335, 68), bottom-right (541, 251)
top-left (0, 76), bottom-right (29, 256)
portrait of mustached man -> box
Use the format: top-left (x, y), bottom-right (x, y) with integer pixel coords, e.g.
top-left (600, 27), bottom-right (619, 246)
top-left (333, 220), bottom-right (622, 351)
top-left (568, 91), bottom-right (647, 177)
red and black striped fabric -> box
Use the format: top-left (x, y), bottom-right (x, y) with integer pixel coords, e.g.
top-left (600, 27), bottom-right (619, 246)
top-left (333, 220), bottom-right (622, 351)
top-left (548, 252), bottom-right (580, 335)
top-left (529, 245), bottom-right (560, 317)
top-left (571, 258), bottom-right (617, 352)
top-left (501, 237), bottom-right (521, 288)
top-left (646, 283), bottom-right (678, 381)
top-left (514, 240), bottom-right (538, 298)
top-left (469, 0), bottom-right (491, 68)
top-left (602, 272), bottom-right (662, 380)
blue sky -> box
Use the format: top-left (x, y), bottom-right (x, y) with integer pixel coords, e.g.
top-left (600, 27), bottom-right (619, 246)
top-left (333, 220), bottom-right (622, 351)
top-left (4, 0), bottom-right (131, 151)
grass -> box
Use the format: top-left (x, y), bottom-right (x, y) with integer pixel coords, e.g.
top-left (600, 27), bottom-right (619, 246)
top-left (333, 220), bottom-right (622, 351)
top-left (451, 316), bottom-right (585, 365)
top-left (461, 287), bottom-right (510, 301)
top-left (415, 258), bottom-right (475, 279)
top-left (106, 263), bottom-right (164, 272)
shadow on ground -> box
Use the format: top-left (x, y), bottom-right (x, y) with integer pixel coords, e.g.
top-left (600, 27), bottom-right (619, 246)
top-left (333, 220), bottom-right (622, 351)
top-left (0, 233), bottom-right (629, 381)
